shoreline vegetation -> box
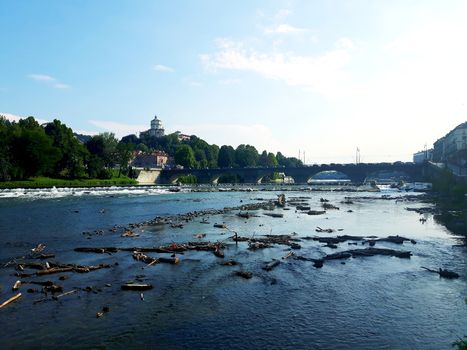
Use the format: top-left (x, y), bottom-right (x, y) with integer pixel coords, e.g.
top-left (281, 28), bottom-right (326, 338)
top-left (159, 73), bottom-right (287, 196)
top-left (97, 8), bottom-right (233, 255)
top-left (430, 169), bottom-right (467, 238)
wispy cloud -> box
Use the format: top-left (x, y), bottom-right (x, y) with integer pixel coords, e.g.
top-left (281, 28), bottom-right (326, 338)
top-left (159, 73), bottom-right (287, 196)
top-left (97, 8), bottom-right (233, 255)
top-left (28, 73), bottom-right (71, 89)
top-left (0, 112), bottom-right (48, 124)
top-left (28, 74), bottom-right (56, 82)
top-left (89, 120), bottom-right (147, 139)
top-left (201, 38), bottom-right (353, 96)
top-left (264, 24), bottom-right (306, 35)
top-left (151, 64), bottom-right (175, 72)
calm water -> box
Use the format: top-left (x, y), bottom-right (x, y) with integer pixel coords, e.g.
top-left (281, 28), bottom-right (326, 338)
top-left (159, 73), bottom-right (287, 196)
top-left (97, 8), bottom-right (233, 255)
top-left (0, 187), bottom-right (466, 349)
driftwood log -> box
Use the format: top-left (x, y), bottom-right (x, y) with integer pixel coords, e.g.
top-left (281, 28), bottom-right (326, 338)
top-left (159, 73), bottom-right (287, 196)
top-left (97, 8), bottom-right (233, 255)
top-left (121, 283), bottom-right (153, 291)
top-left (324, 248), bottom-right (412, 260)
top-left (133, 251), bottom-right (180, 265)
top-left (421, 266), bottom-right (460, 279)
top-left (263, 260), bottom-right (280, 271)
top-left (0, 293), bottom-right (22, 308)
top-left (307, 210), bottom-right (326, 215)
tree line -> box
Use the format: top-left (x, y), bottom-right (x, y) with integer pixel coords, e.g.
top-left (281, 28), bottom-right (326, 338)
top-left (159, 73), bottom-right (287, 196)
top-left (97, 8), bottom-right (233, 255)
top-left (123, 132), bottom-right (303, 169)
top-left (0, 116), bottom-right (303, 181)
top-left (0, 117), bottom-right (132, 181)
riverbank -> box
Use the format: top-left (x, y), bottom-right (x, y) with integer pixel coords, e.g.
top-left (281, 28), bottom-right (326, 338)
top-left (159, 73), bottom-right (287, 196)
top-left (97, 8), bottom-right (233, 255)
top-left (430, 171), bottom-right (467, 238)
top-left (0, 176), bottom-right (137, 188)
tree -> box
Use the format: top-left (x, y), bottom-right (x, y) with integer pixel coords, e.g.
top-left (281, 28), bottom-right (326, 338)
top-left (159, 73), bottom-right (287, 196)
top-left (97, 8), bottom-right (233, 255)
top-left (0, 117), bottom-right (14, 180)
top-left (11, 127), bottom-right (60, 178)
top-left (86, 132), bottom-right (118, 168)
top-left (194, 148), bottom-right (208, 168)
top-left (44, 119), bottom-right (88, 178)
top-left (116, 142), bottom-right (134, 176)
top-left (267, 152), bottom-right (278, 167)
top-left (218, 145), bottom-right (235, 168)
top-left (276, 152), bottom-right (303, 167)
top-left (121, 134), bottom-right (139, 144)
top-left (207, 144), bottom-right (219, 168)
top-left (258, 151), bottom-right (269, 167)
top-left (175, 144), bottom-right (196, 168)
top-left (235, 144), bottom-right (259, 167)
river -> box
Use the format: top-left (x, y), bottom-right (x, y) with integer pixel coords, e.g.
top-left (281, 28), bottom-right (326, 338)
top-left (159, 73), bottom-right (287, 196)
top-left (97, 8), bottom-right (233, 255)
top-left (0, 186), bottom-right (466, 350)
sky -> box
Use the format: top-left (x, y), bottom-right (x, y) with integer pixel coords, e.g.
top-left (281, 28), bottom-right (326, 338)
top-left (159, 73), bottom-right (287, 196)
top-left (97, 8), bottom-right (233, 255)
top-left (1, 0), bottom-right (466, 164)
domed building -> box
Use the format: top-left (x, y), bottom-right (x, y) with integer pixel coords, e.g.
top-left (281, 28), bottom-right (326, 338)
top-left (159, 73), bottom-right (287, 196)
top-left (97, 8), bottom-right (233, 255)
top-left (141, 115), bottom-right (165, 138)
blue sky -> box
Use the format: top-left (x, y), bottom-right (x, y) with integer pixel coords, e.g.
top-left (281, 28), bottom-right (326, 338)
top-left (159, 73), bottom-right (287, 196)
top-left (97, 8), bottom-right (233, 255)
top-left (1, 0), bottom-right (466, 163)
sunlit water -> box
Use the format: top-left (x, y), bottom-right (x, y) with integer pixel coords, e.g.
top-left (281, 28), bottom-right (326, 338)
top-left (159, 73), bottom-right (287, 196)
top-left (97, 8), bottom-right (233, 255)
top-left (0, 187), bottom-right (466, 349)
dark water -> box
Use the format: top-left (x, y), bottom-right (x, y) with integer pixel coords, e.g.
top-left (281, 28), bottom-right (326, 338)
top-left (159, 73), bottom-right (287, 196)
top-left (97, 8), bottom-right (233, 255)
top-left (0, 188), bottom-right (466, 349)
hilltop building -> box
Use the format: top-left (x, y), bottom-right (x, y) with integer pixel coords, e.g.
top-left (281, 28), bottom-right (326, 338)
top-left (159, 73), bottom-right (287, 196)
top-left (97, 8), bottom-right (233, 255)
top-left (174, 130), bottom-right (191, 142)
top-left (140, 115), bottom-right (165, 138)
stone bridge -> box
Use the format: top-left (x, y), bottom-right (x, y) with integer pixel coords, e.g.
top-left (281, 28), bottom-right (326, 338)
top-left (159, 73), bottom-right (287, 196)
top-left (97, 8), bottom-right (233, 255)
top-left (158, 162), bottom-right (427, 184)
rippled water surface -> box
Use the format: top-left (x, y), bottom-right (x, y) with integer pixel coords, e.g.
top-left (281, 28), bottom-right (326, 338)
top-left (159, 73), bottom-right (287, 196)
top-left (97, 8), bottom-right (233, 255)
top-left (0, 188), bottom-right (466, 349)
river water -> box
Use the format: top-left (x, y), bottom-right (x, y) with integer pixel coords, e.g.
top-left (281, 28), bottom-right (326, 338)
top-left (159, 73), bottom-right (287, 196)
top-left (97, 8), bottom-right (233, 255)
top-left (0, 186), bottom-right (466, 349)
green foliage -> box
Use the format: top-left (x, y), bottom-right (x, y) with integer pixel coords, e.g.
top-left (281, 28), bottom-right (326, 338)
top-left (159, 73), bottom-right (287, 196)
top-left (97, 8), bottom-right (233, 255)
top-left (453, 336), bottom-right (467, 350)
top-left (235, 144), bottom-right (259, 167)
top-left (276, 152), bottom-right (303, 167)
top-left (11, 121), bottom-right (61, 178)
top-left (116, 142), bottom-right (134, 176)
top-left (177, 174), bottom-right (197, 184)
top-left (431, 168), bottom-right (467, 236)
top-left (261, 172), bottom-right (283, 183)
top-left (175, 144), bottom-right (196, 168)
top-left (44, 119), bottom-right (88, 178)
top-left (218, 145), bottom-right (235, 168)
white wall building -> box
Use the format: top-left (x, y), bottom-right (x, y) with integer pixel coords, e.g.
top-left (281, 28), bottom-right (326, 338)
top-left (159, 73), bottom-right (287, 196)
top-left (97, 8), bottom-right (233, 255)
top-left (148, 115), bottom-right (165, 137)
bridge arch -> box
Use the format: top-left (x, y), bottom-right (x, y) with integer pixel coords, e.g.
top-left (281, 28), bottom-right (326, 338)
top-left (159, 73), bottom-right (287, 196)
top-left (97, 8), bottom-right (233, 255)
top-left (307, 170), bottom-right (351, 184)
top-left (211, 173), bottom-right (244, 184)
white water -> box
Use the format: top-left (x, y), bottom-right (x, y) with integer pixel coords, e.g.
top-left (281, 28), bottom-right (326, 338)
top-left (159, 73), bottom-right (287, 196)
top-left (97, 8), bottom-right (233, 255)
top-left (0, 185), bottom-right (183, 199)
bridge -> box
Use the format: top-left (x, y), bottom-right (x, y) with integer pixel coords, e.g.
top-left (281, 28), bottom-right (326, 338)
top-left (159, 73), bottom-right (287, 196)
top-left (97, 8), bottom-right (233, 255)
top-left (156, 162), bottom-right (427, 184)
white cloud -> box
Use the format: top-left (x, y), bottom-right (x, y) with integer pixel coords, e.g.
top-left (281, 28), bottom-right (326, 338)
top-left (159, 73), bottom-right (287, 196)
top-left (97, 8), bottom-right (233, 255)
top-left (28, 73), bottom-right (71, 89)
top-left (264, 24), bottom-right (306, 35)
top-left (0, 112), bottom-right (48, 124)
top-left (73, 129), bottom-right (99, 136)
top-left (28, 74), bottom-right (56, 82)
top-left (89, 120), bottom-right (147, 139)
top-left (151, 64), bottom-right (175, 72)
top-left (201, 38), bottom-right (352, 96)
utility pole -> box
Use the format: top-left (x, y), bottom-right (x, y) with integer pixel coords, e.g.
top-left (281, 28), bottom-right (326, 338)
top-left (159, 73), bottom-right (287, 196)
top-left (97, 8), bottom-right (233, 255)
top-left (298, 149), bottom-right (301, 161)
top-left (303, 151), bottom-right (306, 165)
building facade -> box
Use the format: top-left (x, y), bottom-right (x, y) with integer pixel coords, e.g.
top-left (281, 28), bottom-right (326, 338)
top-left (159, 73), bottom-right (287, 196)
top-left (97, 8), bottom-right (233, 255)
top-left (149, 115), bottom-right (165, 137)
top-left (431, 122), bottom-right (467, 162)
top-left (131, 150), bottom-right (169, 169)
top-left (413, 149), bottom-right (433, 163)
